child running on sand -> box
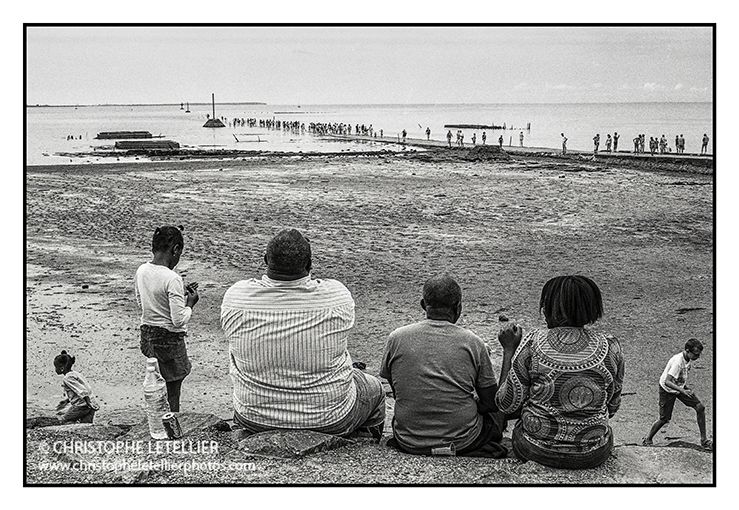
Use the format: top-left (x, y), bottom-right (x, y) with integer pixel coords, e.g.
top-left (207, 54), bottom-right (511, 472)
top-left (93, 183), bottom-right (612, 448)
top-left (135, 225), bottom-right (199, 412)
top-left (54, 350), bottom-right (99, 423)
top-left (642, 338), bottom-right (713, 450)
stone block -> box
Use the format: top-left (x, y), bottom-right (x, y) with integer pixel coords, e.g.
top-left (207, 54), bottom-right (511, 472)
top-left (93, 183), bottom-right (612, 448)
top-left (231, 429), bottom-right (349, 459)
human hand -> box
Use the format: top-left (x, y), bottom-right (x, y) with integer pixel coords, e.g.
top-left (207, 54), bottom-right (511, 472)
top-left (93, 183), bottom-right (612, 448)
top-left (498, 323), bottom-right (523, 352)
top-left (185, 283), bottom-right (200, 308)
top-left (683, 387), bottom-right (694, 398)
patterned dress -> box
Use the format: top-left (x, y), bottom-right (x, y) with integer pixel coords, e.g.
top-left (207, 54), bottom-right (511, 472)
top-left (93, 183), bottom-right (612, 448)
top-left (496, 327), bottom-right (624, 455)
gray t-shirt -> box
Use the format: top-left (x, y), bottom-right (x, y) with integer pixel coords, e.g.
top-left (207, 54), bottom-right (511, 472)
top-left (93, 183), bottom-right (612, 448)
top-left (380, 319), bottom-right (498, 451)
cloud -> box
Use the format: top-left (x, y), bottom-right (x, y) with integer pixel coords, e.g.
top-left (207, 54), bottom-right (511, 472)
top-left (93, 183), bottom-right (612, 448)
top-left (546, 83), bottom-right (577, 91)
top-left (643, 83), bottom-right (663, 91)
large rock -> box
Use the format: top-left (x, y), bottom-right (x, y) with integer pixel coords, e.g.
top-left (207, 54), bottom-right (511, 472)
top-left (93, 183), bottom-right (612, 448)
top-left (230, 430), bottom-right (349, 459)
top-left (33, 423), bottom-right (128, 440)
top-left (25, 404), bottom-right (60, 429)
top-left (99, 406), bottom-right (147, 428)
top-left (124, 412), bottom-right (230, 440)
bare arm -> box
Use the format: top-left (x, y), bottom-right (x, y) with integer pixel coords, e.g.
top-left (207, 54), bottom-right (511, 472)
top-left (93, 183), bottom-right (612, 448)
top-left (476, 384), bottom-right (499, 414)
top-left (494, 324), bottom-right (528, 414)
top-left (664, 374), bottom-right (693, 397)
top-left (497, 323), bottom-right (523, 387)
top-left (83, 396), bottom-right (99, 410)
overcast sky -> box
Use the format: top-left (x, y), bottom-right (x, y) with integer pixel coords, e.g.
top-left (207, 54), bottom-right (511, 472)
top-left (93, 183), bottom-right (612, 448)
top-left (25, 25), bottom-right (713, 106)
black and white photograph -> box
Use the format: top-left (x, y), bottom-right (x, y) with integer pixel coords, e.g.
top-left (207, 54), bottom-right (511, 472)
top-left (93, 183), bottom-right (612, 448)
top-left (19, 14), bottom-right (727, 495)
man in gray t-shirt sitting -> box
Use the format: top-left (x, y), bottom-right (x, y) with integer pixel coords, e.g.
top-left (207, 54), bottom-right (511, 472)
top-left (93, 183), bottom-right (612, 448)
top-left (380, 275), bottom-right (509, 457)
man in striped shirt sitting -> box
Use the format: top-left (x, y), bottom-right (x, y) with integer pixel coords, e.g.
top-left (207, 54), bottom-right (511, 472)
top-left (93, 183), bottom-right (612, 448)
top-left (221, 229), bottom-right (386, 439)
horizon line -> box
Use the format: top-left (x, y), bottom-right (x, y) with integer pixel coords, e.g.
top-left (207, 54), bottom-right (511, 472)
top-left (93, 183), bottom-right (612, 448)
top-left (26, 100), bottom-right (714, 108)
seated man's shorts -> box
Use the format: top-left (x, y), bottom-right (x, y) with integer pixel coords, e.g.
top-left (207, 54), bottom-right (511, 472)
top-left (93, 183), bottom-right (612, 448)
top-left (386, 412), bottom-right (508, 459)
top-left (658, 385), bottom-right (702, 422)
top-left (233, 368), bottom-right (386, 437)
top-left (311, 369), bottom-right (386, 436)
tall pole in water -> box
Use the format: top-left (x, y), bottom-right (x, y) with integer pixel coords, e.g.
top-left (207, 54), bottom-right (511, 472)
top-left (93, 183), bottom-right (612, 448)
top-left (203, 93), bottom-right (225, 128)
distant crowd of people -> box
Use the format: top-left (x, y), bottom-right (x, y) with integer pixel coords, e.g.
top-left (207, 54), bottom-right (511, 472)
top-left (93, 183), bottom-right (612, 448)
top-left (48, 227), bottom-right (713, 470)
top-left (578, 132), bottom-right (709, 156)
top-left (212, 115), bottom-right (711, 157)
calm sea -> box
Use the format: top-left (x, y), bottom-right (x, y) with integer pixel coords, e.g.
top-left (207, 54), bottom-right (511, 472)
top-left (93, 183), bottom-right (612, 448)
top-left (25, 102), bottom-right (713, 166)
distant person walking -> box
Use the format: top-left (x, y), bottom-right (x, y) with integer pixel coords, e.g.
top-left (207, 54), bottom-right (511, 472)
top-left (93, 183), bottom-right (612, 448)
top-left (593, 134), bottom-right (600, 154)
top-left (426, 127), bottom-right (431, 140)
top-left (447, 130), bottom-right (453, 148)
top-left (701, 134), bottom-right (709, 155)
top-left (482, 131), bottom-right (487, 145)
top-left (402, 129), bottom-right (407, 144)
top-left (519, 131), bottom-right (524, 147)
top-left (613, 132), bottom-right (619, 152)
top-left (561, 133), bottom-right (567, 155)
top-left (606, 134), bottom-right (612, 152)
top-left (498, 135), bottom-right (504, 148)
top-left (472, 133), bottom-right (476, 145)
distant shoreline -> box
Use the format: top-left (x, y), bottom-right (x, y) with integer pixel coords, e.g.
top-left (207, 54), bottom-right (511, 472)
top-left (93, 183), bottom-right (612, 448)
top-left (25, 101), bottom-right (713, 108)
top-left (26, 102), bottom-right (268, 108)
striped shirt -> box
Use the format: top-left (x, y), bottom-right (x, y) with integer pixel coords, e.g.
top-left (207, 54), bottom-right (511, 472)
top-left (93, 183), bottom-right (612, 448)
top-left (221, 275), bottom-right (357, 428)
top-left (495, 327), bottom-right (624, 454)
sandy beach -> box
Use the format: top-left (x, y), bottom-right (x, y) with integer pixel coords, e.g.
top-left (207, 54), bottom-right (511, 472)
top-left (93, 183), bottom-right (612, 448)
top-left (25, 150), bottom-right (714, 481)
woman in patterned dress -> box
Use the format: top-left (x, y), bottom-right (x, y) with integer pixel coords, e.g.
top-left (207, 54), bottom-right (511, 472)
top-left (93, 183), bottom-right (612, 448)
top-left (495, 275), bottom-right (625, 469)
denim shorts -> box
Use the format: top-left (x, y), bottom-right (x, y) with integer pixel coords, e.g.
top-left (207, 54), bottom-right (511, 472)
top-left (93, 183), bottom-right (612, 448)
top-left (140, 325), bottom-right (191, 382)
top-left (659, 385), bottom-right (702, 421)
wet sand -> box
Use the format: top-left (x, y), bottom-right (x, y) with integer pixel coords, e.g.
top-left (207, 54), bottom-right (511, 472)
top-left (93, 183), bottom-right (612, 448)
top-left (25, 151), bottom-right (714, 446)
